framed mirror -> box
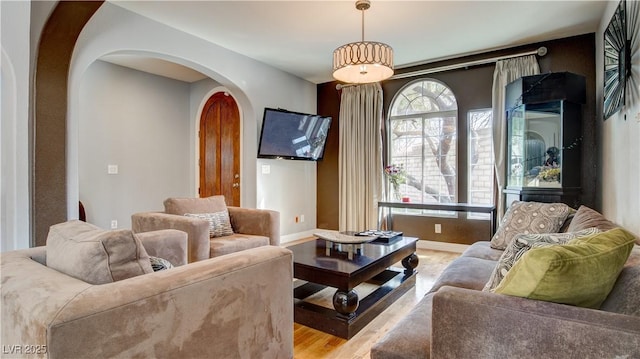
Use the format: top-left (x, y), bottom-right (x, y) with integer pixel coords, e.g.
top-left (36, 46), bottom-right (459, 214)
top-left (603, 0), bottom-right (628, 120)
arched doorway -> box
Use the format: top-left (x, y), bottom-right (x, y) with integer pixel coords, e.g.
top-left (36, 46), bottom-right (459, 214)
top-left (199, 91), bottom-right (241, 206)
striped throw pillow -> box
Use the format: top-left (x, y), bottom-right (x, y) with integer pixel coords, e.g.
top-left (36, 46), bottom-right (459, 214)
top-left (185, 210), bottom-right (234, 238)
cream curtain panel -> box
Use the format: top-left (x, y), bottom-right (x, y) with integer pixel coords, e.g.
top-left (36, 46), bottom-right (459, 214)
top-left (338, 83), bottom-right (384, 231)
top-left (492, 55), bottom-right (540, 219)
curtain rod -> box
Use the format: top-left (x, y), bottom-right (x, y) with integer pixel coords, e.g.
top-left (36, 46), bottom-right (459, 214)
top-left (336, 46), bottom-right (547, 89)
top-left (389, 46), bottom-right (547, 80)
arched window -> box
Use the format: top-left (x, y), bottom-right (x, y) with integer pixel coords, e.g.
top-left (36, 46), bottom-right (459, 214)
top-left (388, 79), bottom-right (458, 203)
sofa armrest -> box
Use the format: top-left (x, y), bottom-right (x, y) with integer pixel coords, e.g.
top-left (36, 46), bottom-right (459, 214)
top-left (431, 286), bottom-right (640, 358)
top-left (227, 207), bottom-right (280, 246)
top-left (136, 229), bottom-right (188, 266)
top-left (131, 212), bottom-right (210, 263)
top-left (2, 246), bottom-right (293, 359)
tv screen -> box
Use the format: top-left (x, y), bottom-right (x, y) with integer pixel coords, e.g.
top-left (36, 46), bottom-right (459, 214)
top-left (257, 108), bottom-right (332, 161)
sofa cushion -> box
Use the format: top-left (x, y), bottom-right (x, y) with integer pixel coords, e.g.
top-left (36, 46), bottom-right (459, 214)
top-left (494, 228), bottom-right (636, 308)
top-left (185, 210), bottom-right (234, 237)
top-left (164, 195), bottom-right (227, 215)
top-left (460, 241), bottom-right (504, 261)
top-left (209, 234), bottom-right (270, 258)
top-left (46, 220), bottom-right (153, 285)
top-left (483, 228), bottom-right (601, 292)
top-left (490, 201), bottom-right (571, 250)
top-left (600, 245), bottom-right (640, 316)
top-left (600, 265), bottom-right (640, 316)
top-left (428, 256), bottom-right (496, 294)
top-left (370, 293), bottom-right (435, 359)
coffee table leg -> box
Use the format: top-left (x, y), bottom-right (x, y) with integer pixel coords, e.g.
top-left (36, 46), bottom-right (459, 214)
top-left (333, 289), bottom-right (359, 316)
top-left (402, 253), bottom-right (419, 275)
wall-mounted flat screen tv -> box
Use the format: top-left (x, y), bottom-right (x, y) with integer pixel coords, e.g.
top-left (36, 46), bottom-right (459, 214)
top-left (257, 108), bottom-right (332, 161)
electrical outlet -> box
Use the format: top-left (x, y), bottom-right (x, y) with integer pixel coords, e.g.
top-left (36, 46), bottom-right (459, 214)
top-left (111, 220), bottom-right (118, 229)
top-left (107, 165), bottom-right (118, 174)
top-left (300, 214), bottom-right (305, 223)
top-left (434, 223), bottom-right (442, 234)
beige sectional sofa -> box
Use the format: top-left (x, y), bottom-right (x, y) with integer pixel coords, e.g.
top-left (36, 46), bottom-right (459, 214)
top-left (1, 220), bottom-right (293, 358)
top-left (371, 205), bottom-right (640, 358)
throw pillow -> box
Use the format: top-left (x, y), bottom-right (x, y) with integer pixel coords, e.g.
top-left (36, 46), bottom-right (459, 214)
top-left (494, 227), bottom-right (636, 308)
top-left (46, 220), bottom-right (154, 285)
top-left (149, 256), bottom-right (174, 271)
top-left (567, 205), bottom-right (618, 232)
top-left (558, 207), bottom-right (577, 233)
top-left (185, 210), bottom-right (234, 237)
top-left (164, 195), bottom-right (227, 216)
top-left (490, 201), bottom-right (571, 250)
top-left (483, 228), bottom-right (601, 292)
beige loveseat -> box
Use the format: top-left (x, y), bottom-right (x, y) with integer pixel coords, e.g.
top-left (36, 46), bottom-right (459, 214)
top-left (371, 205), bottom-right (640, 358)
top-left (132, 196), bottom-right (280, 263)
top-left (1, 220), bottom-right (293, 358)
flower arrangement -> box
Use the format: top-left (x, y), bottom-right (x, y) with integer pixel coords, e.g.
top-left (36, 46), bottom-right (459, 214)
top-left (384, 164), bottom-right (406, 186)
top-left (537, 167), bottom-right (561, 182)
top-left (384, 164), bottom-right (406, 200)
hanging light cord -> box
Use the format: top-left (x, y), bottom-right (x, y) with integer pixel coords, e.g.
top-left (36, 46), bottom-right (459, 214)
top-left (355, 0), bottom-right (370, 42)
top-left (361, 5), bottom-right (365, 42)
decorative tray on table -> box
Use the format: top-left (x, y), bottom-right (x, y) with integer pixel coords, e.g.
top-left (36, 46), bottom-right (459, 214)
top-left (313, 230), bottom-right (379, 260)
top-left (355, 230), bottom-right (404, 243)
top-left (313, 230), bottom-right (378, 244)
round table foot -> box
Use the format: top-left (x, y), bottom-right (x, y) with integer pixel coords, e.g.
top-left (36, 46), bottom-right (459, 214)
top-left (402, 253), bottom-right (419, 274)
top-left (333, 289), bottom-right (359, 316)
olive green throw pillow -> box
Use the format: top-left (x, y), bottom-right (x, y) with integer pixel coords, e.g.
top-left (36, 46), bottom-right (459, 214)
top-left (494, 228), bottom-right (636, 308)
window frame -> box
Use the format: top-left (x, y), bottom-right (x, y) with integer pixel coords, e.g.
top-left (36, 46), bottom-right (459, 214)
top-left (386, 78), bottom-right (459, 207)
top-left (467, 108), bottom-right (495, 219)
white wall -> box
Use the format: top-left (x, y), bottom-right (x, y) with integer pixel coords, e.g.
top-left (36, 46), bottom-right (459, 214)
top-left (79, 61), bottom-right (192, 229)
top-left (257, 159), bottom-right (318, 239)
top-left (69, 3), bottom-right (318, 237)
top-left (598, 1), bottom-right (640, 236)
top-left (1, 1), bottom-right (31, 251)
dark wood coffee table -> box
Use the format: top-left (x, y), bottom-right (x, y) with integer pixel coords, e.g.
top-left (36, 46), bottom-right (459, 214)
top-left (289, 236), bottom-right (419, 339)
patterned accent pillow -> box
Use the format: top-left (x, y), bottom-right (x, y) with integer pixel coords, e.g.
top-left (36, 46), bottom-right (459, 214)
top-left (490, 201), bottom-right (571, 250)
top-left (149, 256), bottom-right (174, 271)
top-left (185, 210), bottom-right (234, 238)
top-left (483, 228), bottom-right (601, 292)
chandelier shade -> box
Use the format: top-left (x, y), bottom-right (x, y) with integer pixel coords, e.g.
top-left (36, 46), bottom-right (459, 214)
top-left (333, 41), bottom-right (394, 83)
top-left (332, 0), bottom-right (394, 84)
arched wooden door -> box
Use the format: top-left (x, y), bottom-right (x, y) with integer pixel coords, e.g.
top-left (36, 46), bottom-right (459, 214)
top-left (199, 92), bottom-right (240, 206)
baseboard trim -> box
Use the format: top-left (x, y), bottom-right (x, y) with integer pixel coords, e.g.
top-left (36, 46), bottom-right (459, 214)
top-left (280, 229), bottom-right (318, 244)
top-left (416, 240), bottom-right (469, 253)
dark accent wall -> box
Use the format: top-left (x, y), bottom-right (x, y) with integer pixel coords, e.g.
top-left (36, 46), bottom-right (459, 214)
top-left (317, 34), bottom-right (597, 243)
top-left (34, 1), bottom-right (104, 246)
top-left (316, 85), bottom-right (342, 229)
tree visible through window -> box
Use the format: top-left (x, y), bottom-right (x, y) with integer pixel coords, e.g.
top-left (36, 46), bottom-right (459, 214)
top-left (388, 79), bottom-right (458, 203)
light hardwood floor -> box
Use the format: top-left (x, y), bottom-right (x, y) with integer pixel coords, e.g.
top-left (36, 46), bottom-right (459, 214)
top-left (285, 239), bottom-right (459, 359)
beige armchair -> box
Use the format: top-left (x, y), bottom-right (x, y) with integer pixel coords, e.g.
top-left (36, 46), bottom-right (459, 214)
top-left (132, 196), bottom-right (280, 263)
top-left (1, 220), bottom-right (293, 358)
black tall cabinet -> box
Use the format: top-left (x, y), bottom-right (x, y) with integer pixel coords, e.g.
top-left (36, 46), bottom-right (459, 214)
top-left (503, 72), bottom-right (586, 208)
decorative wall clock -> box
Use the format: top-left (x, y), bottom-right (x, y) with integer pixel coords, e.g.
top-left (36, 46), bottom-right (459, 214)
top-left (603, 0), bottom-right (629, 120)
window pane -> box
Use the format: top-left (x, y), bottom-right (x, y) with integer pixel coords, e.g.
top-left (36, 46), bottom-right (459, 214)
top-left (468, 109), bottom-right (494, 209)
top-left (388, 79), bottom-right (458, 204)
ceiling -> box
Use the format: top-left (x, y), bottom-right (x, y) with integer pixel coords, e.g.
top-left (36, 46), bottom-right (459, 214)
top-left (106, 1), bottom-right (608, 84)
